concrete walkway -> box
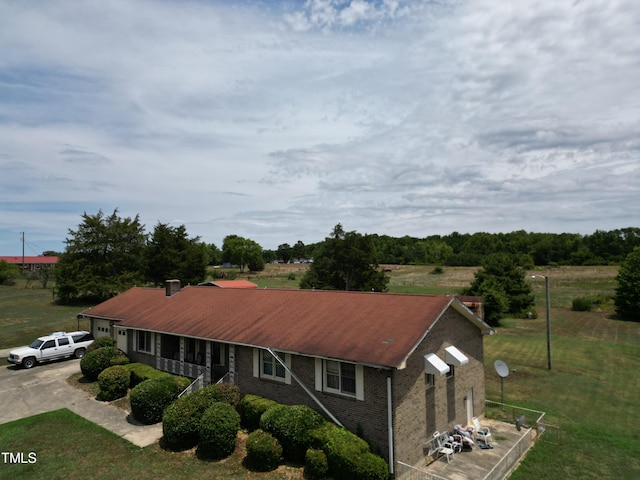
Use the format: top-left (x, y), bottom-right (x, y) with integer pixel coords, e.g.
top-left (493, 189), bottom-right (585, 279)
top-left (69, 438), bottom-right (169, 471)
top-left (0, 355), bottom-right (163, 447)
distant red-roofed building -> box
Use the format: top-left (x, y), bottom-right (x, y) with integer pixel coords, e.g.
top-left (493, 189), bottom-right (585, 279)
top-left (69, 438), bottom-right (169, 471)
top-left (0, 255), bottom-right (58, 272)
top-left (79, 280), bottom-right (493, 470)
top-left (197, 279), bottom-right (258, 288)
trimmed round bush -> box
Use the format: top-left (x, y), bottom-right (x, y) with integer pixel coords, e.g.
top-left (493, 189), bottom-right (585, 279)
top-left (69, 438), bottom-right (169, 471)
top-left (197, 402), bottom-right (240, 460)
top-left (305, 448), bottom-right (328, 479)
top-left (245, 429), bottom-right (282, 472)
top-left (240, 394), bottom-right (279, 431)
top-left (86, 336), bottom-right (116, 353)
top-left (312, 423), bottom-right (388, 480)
top-left (97, 365), bottom-right (130, 401)
top-left (162, 392), bottom-right (211, 450)
top-left (259, 404), bottom-right (325, 462)
top-left (130, 376), bottom-right (189, 425)
top-left (80, 346), bottom-right (129, 381)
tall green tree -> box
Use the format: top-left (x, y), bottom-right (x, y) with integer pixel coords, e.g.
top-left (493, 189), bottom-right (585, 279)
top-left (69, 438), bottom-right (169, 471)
top-left (300, 224), bottom-right (389, 292)
top-left (463, 253), bottom-right (534, 327)
top-left (0, 260), bottom-right (20, 285)
top-left (56, 209), bottom-right (147, 303)
top-left (144, 223), bottom-right (208, 286)
top-left (614, 246), bottom-right (640, 321)
top-left (222, 235), bottom-right (264, 272)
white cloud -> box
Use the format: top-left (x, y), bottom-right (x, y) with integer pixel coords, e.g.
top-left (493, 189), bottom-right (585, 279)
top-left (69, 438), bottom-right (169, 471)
top-left (0, 0), bottom-right (639, 254)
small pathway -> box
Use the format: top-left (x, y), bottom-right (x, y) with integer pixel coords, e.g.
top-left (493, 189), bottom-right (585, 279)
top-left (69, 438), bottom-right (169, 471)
top-left (0, 356), bottom-right (163, 447)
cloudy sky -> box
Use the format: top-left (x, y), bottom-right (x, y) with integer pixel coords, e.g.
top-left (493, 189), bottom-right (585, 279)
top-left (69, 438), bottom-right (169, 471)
top-left (1, 0), bottom-right (639, 255)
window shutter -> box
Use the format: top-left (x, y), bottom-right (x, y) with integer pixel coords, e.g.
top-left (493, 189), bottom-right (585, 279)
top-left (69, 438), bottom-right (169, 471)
top-left (253, 349), bottom-right (259, 378)
top-left (315, 358), bottom-right (323, 391)
top-left (355, 365), bottom-right (364, 401)
top-left (285, 353), bottom-right (292, 385)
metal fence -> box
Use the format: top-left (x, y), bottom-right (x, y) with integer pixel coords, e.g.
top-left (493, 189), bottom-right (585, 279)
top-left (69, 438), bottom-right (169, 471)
top-left (178, 372), bottom-right (206, 397)
top-left (395, 461), bottom-right (448, 480)
top-left (485, 400), bottom-right (549, 440)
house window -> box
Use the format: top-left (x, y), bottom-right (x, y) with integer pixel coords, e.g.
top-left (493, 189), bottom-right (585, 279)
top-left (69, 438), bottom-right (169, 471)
top-left (446, 364), bottom-right (455, 378)
top-left (315, 359), bottom-right (364, 399)
top-left (161, 334), bottom-right (180, 360)
top-left (262, 350), bottom-right (286, 380)
top-left (137, 331), bottom-right (153, 353)
top-left (253, 349), bottom-right (291, 384)
top-left (425, 373), bottom-right (435, 389)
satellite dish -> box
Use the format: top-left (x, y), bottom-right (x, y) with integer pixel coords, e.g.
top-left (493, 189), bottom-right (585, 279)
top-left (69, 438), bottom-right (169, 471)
top-left (494, 360), bottom-right (510, 378)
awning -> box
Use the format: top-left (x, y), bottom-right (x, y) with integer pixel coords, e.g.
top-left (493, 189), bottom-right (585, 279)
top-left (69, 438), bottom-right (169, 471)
top-left (424, 353), bottom-right (450, 376)
top-left (445, 345), bottom-right (469, 366)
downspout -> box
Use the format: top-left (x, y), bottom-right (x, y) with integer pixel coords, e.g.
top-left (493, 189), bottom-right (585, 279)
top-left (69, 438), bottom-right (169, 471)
top-left (266, 347), bottom-right (344, 428)
top-left (387, 376), bottom-right (394, 475)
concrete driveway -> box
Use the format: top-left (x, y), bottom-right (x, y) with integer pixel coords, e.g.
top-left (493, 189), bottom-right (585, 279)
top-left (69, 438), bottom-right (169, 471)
top-left (0, 357), bottom-right (162, 447)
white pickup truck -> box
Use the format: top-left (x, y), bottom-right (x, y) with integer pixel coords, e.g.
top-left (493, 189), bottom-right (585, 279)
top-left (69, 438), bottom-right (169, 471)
top-left (8, 331), bottom-right (95, 369)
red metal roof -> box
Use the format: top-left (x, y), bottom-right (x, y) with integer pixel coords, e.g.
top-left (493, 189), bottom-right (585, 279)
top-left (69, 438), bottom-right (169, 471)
top-left (0, 256), bottom-right (59, 264)
top-left (81, 287), bottom-right (485, 369)
top-left (199, 280), bottom-right (258, 288)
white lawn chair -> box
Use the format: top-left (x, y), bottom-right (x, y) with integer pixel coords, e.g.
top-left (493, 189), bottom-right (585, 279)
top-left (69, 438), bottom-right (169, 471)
top-left (472, 417), bottom-right (492, 447)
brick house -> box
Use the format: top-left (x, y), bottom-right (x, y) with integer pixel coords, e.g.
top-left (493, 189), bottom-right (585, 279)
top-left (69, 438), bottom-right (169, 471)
top-left (78, 280), bottom-right (492, 472)
top-left (0, 255), bottom-right (58, 272)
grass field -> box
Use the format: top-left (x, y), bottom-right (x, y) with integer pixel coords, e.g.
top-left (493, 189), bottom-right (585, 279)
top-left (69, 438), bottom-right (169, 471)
top-left (1, 264), bottom-right (639, 479)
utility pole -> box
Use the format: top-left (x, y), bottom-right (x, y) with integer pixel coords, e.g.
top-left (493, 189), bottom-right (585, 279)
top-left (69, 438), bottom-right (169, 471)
top-left (21, 231), bottom-right (25, 272)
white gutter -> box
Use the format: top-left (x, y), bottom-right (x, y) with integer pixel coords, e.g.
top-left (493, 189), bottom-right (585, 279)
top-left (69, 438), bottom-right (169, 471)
top-left (266, 347), bottom-right (344, 428)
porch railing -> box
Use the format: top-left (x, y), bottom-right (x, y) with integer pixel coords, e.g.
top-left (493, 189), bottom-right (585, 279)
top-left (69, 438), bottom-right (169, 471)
top-left (179, 372), bottom-right (206, 398)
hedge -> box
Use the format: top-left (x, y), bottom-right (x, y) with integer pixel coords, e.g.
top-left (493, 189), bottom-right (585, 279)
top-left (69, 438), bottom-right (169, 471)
top-left (86, 336), bottom-right (116, 353)
top-left (130, 375), bottom-right (190, 425)
top-left (240, 394), bottom-right (280, 431)
top-left (197, 402), bottom-right (240, 460)
top-left (162, 384), bottom-right (240, 451)
top-left (245, 429), bottom-right (282, 472)
top-left (80, 347), bottom-right (129, 381)
top-left (312, 422), bottom-right (388, 480)
top-left (125, 363), bottom-right (174, 388)
top-left (191, 383), bottom-right (240, 408)
top-left (260, 404), bottom-right (326, 462)
top-left (97, 365), bottom-right (130, 401)
top-left (305, 448), bottom-right (329, 479)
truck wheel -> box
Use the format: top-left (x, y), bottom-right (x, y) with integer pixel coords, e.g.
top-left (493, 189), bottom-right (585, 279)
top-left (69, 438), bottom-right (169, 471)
top-left (74, 348), bottom-right (86, 359)
top-left (23, 357), bottom-right (36, 369)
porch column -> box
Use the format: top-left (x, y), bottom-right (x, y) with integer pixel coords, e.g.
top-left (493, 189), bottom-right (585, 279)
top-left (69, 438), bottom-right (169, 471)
top-left (155, 334), bottom-right (161, 370)
top-left (229, 344), bottom-right (235, 383)
top-left (179, 337), bottom-right (185, 376)
top-left (206, 342), bottom-right (212, 385)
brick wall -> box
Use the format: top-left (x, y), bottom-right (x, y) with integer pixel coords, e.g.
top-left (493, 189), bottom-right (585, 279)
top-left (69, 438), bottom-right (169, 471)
top-left (235, 346), bottom-right (392, 460)
top-left (392, 308), bottom-right (486, 467)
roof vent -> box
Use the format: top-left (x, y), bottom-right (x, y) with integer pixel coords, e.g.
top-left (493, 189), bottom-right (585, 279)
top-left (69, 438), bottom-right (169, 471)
top-left (165, 279), bottom-right (181, 297)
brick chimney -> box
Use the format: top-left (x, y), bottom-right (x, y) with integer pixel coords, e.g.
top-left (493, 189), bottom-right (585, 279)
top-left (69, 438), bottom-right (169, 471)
top-left (165, 279), bottom-right (181, 297)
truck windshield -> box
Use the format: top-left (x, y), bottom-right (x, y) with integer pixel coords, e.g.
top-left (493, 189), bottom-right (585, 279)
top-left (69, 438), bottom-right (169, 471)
top-left (29, 339), bottom-right (44, 349)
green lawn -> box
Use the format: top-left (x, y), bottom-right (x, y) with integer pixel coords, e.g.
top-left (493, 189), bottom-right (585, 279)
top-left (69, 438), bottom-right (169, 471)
top-left (0, 280), bottom-right (92, 349)
top-left (0, 409), bottom-right (303, 480)
top-left (1, 265), bottom-right (639, 479)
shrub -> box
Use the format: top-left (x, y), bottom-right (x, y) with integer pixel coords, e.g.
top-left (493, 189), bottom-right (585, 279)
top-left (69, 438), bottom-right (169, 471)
top-left (572, 295), bottom-right (607, 312)
top-left (80, 347), bottom-right (129, 381)
top-left (126, 363), bottom-right (173, 388)
top-left (259, 404), bottom-right (325, 462)
top-left (245, 429), bottom-right (282, 472)
top-left (197, 402), bottom-right (240, 460)
top-left (240, 394), bottom-right (279, 431)
top-left (162, 392), bottom-right (211, 450)
top-left (130, 376), bottom-right (190, 425)
top-left (97, 365), bottom-right (130, 401)
top-left (86, 336), bottom-right (116, 353)
top-left (430, 266), bottom-right (444, 275)
top-left (311, 423), bottom-right (388, 480)
top-left (192, 383), bottom-right (241, 408)
top-left (305, 448), bottom-right (328, 479)
top-left (287, 272), bottom-right (296, 281)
